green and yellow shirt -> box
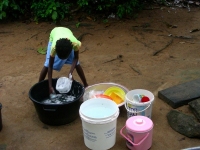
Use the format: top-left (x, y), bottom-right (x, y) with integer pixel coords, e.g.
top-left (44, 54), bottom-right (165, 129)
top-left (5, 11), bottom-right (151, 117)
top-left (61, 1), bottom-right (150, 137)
top-left (49, 27), bottom-right (81, 57)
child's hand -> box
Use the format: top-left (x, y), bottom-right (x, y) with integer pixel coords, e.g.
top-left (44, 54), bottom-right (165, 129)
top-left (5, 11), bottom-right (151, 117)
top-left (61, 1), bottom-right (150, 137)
top-left (49, 87), bottom-right (55, 94)
top-left (68, 73), bottom-right (74, 80)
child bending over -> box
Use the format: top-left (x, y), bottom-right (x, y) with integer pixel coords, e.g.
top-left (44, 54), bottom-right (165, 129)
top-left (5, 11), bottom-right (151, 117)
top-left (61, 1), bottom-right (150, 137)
top-left (38, 27), bottom-right (88, 94)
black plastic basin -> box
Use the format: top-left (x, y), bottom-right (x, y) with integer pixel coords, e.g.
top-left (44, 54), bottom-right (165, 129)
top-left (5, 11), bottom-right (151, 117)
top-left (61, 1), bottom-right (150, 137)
top-left (29, 78), bottom-right (84, 126)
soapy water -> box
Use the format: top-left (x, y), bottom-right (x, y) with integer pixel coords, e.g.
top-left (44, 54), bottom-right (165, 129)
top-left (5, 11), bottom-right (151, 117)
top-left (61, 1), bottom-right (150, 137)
top-left (42, 94), bottom-right (76, 104)
top-left (83, 106), bottom-right (115, 118)
top-left (41, 83), bottom-right (84, 104)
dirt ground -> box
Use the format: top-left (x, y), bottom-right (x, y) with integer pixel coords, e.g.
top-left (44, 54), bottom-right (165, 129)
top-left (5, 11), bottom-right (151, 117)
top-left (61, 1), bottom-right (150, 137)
top-left (0, 6), bottom-right (200, 150)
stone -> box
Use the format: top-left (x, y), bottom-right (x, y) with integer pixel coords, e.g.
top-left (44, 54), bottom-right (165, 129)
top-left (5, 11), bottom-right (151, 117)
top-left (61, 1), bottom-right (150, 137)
top-left (188, 98), bottom-right (200, 121)
top-left (167, 110), bottom-right (200, 138)
top-left (158, 78), bottom-right (200, 108)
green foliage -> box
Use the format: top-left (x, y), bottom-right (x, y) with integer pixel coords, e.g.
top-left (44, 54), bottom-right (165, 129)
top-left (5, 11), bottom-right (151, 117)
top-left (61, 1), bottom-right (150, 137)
top-left (117, 0), bottom-right (142, 18)
top-left (31, 0), bottom-right (71, 22)
top-left (0, 0), bottom-right (147, 21)
top-left (76, 22), bottom-right (80, 28)
top-left (37, 47), bottom-right (47, 54)
top-left (77, 0), bottom-right (143, 18)
top-left (103, 19), bottom-right (108, 23)
top-left (156, 0), bottom-right (168, 5)
top-left (0, 0), bottom-right (21, 20)
top-left (77, 0), bottom-right (88, 7)
top-left (0, 0), bottom-right (8, 19)
top-left (77, 0), bottom-right (116, 13)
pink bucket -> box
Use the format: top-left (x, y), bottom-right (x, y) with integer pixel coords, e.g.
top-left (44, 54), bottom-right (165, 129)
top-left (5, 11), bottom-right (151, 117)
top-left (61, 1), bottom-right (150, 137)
top-left (120, 116), bottom-right (153, 150)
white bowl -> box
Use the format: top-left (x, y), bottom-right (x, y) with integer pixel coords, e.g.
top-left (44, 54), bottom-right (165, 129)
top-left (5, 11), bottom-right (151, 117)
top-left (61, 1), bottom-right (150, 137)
top-left (83, 82), bottom-right (129, 107)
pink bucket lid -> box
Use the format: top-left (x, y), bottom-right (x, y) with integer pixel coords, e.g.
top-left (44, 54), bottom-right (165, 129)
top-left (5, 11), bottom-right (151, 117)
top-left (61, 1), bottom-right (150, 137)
top-left (126, 116), bottom-right (153, 133)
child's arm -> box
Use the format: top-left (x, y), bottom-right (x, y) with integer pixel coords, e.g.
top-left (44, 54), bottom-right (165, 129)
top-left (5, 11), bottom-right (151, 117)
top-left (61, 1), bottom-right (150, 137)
top-left (69, 50), bottom-right (79, 76)
top-left (48, 56), bottom-right (55, 94)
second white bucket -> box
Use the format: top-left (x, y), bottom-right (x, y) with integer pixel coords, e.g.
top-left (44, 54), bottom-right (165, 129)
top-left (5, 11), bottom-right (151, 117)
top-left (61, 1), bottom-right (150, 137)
top-left (125, 89), bottom-right (154, 119)
top-left (79, 98), bottom-right (119, 150)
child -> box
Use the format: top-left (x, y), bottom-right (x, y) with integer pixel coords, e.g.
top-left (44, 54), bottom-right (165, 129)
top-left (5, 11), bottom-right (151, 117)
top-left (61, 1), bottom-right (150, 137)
top-left (38, 27), bottom-right (88, 94)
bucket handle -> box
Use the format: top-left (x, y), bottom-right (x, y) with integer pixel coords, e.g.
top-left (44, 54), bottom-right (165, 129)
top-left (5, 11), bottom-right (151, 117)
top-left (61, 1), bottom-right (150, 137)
top-left (125, 102), bottom-right (151, 113)
top-left (43, 106), bottom-right (57, 111)
top-left (120, 126), bottom-right (149, 146)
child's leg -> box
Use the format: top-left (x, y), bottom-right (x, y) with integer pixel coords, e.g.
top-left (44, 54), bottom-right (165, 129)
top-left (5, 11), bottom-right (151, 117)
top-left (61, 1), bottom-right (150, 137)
top-left (38, 41), bottom-right (52, 82)
top-left (75, 64), bottom-right (88, 87)
top-left (38, 66), bottom-right (48, 82)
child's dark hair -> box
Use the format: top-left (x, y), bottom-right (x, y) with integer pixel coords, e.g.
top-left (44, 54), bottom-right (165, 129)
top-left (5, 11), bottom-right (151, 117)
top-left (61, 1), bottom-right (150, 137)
top-left (56, 38), bottom-right (72, 59)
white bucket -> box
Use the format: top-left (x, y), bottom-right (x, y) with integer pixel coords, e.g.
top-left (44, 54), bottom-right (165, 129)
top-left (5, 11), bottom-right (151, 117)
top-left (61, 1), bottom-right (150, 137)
top-left (79, 98), bottom-right (119, 150)
top-left (125, 89), bottom-right (154, 119)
